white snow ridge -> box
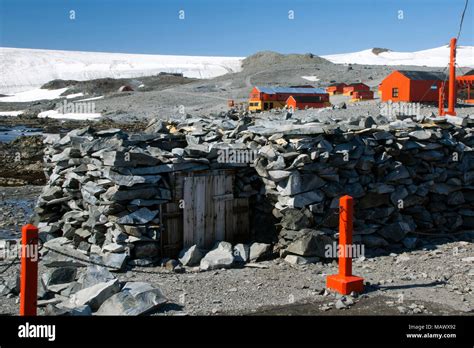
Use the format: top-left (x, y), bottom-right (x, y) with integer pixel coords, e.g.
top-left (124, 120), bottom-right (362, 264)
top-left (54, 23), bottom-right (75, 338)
top-left (0, 47), bottom-right (244, 94)
top-left (322, 45), bottom-right (474, 68)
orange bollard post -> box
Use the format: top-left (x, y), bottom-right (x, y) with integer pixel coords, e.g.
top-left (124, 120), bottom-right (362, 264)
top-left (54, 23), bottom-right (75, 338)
top-left (20, 224), bottom-right (38, 316)
top-left (326, 195), bottom-right (364, 295)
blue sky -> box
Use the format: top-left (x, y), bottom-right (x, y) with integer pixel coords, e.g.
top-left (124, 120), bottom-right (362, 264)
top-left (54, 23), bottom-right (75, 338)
top-left (0, 0), bottom-right (472, 56)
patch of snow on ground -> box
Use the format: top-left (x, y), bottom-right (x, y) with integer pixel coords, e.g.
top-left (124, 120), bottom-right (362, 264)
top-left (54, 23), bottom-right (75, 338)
top-left (38, 110), bottom-right (101, 120)
top-left (0, 110), bottom-right (25, 116)
top-left (301, 76), bottom-right (320, 82)
top-left (66, 93), bottom-right (85, 99)
top-left (0, 88), bottom-right (69, 102)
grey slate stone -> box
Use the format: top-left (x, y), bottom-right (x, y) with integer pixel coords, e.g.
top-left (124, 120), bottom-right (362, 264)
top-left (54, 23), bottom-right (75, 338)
top-left (102, 151), bottom-right (160, 167)
top-left (268, 170), bottom-right (291, 182)
top-left (249, 243), bottom-right (271, 262)
top-left (278, 172), bottom-right (325, 196)
top-left (200, 242), bottom-right (234, 271)
top-left (96, 282), bottom-right (167, 315)
top-left (290, 190), bottom-right (325, 208)
top-left (42, 267), bottom-right (77, 287)
top-left (178, 245), bottom-right (204, 266)
top-left (117, 208), bottom-right (158, 225)
top-left (103, 168), bottom-right (161, 187)
top-left (66, 278), bottom-right (120, 310)
top-left (280, 209), bottom-right (311, 230)
top-left (377, 222), bottom-right (413, 242)
top-left (409, 129), bottom-right (431, 140)
top-left (385, 165), bottom-right (410, 182)
top-left (79, 265), bottom-right (116, 289)
top-left (286, 231), bottom-right (333, 258)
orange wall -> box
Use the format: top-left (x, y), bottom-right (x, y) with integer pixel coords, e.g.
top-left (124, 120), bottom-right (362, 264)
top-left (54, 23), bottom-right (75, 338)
top-left (381, 71), bottom-right (445, 102)
top-left (380, 71), bottom-right (411, 102)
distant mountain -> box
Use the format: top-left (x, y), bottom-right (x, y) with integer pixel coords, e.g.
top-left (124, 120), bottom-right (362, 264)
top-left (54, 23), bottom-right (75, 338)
top-left (242, 51), bottom-right (332, 70)
top-left (322, 45), bottom-right (474, 68)
top-left (0, 47), bottom-right (243, 94)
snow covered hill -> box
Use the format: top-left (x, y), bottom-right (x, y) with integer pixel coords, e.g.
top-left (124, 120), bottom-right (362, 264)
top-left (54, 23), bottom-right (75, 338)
top-left (2, 45), bottom-right (473, 95)
top-left (322, 45), bottom-right (474, 68)
top-left (0, 47), bottom-right (244, 94)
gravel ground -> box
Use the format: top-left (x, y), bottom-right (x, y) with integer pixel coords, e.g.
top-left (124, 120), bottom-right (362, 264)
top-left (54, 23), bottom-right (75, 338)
top-left (0, 185), bottom-right (472, 316)
top-left (128, 239), bottom-right (474, 315)
top-left (0, 238), bottom-right (472, 316)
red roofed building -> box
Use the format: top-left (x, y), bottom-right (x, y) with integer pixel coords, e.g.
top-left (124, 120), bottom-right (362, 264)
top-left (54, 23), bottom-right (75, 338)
top-left (342, 83), bottom-right (370, 96)
top-left (248, 86), bottom-right (329, 112)
top-left (379, 70), bottom-right (446, 102)
top-left (326, 83), bottom-right (347, 95)
top-left (286, 95), bottom-right (330, 110)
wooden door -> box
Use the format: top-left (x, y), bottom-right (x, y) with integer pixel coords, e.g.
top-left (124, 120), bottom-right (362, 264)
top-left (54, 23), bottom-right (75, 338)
top-left (182, 173), bottom-right (249, 249)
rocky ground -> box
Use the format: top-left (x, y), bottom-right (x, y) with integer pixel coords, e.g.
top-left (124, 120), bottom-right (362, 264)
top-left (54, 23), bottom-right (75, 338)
top-left (139, 238), bottom-right (474, 316)
top-left (0, 186), bottom-right (472, 316)
top-left (0, 233), bottom-right (472, 316)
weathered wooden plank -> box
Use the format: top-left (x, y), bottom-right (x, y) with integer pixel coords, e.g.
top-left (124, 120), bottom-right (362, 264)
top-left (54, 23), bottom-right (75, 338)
top-left (213, 193), bottom-right (234, 202)
top-left (203, 175), bottom-right (214, 247)
top-left (224, 175), bottom-right (234, 242)
top-left (161, 202), bottom-right (184, 257)
top-left (214, 175), bottom-right (226, 242)
top-left (183, 176), bottom-right (194, 248)
top-left (194, 176), bottom-right (206, 247)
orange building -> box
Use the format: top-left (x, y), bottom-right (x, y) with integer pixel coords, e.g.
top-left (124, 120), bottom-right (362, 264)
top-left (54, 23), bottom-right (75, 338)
top-left (286, 95), bottom-right (330, 110)
top-left (351, 90), bottom-right (374, 101)
top-left (248, 86), bottom-right (329, 112)
top-left (380, 70), bottom-right (446, 102)
top-left (342, 83), bottom-right (370, 96)
top-left (326, 83), bottom-right (347, 95)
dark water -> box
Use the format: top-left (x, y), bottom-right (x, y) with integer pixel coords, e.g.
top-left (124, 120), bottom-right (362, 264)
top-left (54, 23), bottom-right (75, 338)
top-left (0, 126), bottom-right (43, 142)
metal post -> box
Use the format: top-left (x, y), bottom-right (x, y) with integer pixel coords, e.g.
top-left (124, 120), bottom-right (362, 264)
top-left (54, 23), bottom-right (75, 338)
top-left (339, 195), bottom-right (353, 277)
top-left (326, 195), bottom-right (364, 295)
top-left (447, 37), bottom-right (457, 116)
top-left (20, 224), bottom-right (38, 316)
